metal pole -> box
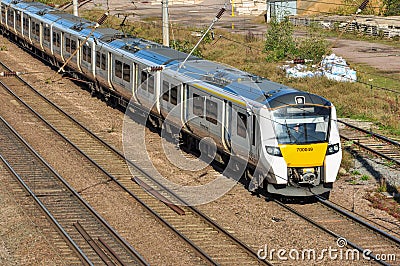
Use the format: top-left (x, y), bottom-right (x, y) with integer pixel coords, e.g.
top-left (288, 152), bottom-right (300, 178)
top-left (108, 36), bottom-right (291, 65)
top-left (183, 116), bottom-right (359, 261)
top-left (162, 0), bottom-right (169, 47)
top-left (179, 6), bottom-right (226, 70)
top-left (73, 0), bottom-right (79, 16)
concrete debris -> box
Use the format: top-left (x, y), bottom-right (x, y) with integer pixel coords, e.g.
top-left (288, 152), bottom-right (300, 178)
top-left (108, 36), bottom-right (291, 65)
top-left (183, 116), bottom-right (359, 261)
top-left (282, 54), bottom-right (357, 82)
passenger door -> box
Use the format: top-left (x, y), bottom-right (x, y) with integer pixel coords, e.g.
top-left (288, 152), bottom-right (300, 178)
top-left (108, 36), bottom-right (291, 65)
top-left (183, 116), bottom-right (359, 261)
top-left (229, 104), bottom-right (251, 159)
top-left (160, 76), bottom-right (181, 127)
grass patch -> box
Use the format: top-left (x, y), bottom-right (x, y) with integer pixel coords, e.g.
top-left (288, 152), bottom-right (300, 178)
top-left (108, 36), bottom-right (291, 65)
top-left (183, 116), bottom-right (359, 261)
top-left (384, 160), bottom-right (396, 167)
top-left (351, 170), bottom-right (361, 175)
top-left (37, 0), bottom-right (69, 6)
top-left (376, 183), bottom-right (387, 193)
top-left (360, 175), bottom-right (370, 181)
top-left (348, 180), bottom-right (358, 185)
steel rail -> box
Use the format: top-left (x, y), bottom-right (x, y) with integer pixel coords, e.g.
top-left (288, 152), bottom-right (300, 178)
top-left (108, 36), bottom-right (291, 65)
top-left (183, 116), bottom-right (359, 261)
top-left (0, 88), bottom-right (149, 266)
top-left (338, 120), bottom-right (400, 148)
top-left (274, 199), bottom-right (392, 266)
top-left (0, 153), bottom-right (93, 266)
top-left (316, 196), bottom-right (400, 245)
top-left (338, 119), bottom-right (400, 166)
top-left (0, 77), bottom-right (218, 266)
top-left (340, 134), bottom-right (400, 166)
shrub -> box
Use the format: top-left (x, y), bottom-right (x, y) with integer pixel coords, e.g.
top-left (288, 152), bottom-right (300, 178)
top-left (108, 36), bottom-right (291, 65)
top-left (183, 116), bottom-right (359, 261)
top-left (264, 17), bottom-right (296, 62)
top-left (265, 17), bottom-right (329, 63)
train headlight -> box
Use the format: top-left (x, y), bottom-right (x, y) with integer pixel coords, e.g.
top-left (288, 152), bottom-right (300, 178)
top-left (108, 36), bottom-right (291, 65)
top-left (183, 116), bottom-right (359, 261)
top-left (326, 143), bottom-right (340, 155)
top-left (266, 146), bottom-right (282, 157)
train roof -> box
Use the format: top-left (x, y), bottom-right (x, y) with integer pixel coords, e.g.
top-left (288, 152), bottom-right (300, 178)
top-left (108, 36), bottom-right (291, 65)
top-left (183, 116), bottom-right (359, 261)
top-left (5, 0), bottom-right (331, 109)
top-left (117, 40), bottom-right (331, 108)
top-left (7, 0), bottom-right (53, 14)
top-left (8, 0), bottom-right (98, 37)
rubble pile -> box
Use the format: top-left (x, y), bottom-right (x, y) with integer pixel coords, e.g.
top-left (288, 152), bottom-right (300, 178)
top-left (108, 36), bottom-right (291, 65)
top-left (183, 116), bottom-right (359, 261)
top-left (282, 54), bottom-right (357, 82)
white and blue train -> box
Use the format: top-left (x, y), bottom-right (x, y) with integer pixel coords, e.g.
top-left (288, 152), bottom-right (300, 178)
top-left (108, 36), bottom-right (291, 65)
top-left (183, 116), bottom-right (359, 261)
top-left (0, 0), bottom-right (342, 197)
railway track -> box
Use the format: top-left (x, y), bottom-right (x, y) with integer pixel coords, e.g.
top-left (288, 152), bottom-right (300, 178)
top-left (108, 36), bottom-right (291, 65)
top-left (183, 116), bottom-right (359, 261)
top-left (0, 115), bottom-right (148, 266)
top-left (274, 197), bottom-right (400, 265)
top-left (338, 119), bottom-right (400, 166)
top-left (0, 61), bottom-right (270, 264)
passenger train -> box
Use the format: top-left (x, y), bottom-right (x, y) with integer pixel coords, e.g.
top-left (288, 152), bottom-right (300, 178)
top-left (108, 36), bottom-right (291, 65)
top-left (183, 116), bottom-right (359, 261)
top-left (0, 0), bottom-right (342, 197)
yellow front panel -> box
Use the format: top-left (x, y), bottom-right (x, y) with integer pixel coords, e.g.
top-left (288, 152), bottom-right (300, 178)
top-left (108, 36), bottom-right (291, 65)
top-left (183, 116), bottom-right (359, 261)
top-left (279, 143), bottom-right (328, 167)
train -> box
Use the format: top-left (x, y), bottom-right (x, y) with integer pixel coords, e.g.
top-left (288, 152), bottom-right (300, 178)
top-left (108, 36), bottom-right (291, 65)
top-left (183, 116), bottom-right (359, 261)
top-left (0, 0), bottom-right (342, 197)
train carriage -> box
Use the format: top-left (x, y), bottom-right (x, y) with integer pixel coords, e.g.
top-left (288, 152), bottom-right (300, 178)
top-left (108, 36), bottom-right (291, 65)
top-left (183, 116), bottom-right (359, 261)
top-left (0, 0), bottom-right (342, 197)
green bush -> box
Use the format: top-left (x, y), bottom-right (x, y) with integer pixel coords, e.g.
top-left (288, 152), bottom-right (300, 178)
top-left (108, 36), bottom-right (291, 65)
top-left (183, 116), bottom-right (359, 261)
top-left (264, 17), bottom-right (296, 62)
top-left (265, 17), bottom-right (329, 63)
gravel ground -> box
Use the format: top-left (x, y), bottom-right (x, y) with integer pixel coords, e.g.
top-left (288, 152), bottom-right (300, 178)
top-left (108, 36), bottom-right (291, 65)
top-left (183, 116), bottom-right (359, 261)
top-left (0, 10), bottom-right (399, 265)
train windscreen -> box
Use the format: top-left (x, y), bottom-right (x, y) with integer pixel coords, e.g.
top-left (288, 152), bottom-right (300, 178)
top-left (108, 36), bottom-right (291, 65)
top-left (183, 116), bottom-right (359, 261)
top-left (272, 105), bottom-right (331, 144)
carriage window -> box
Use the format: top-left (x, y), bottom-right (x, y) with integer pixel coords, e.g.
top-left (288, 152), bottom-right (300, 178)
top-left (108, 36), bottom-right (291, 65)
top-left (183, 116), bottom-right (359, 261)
top-left (82, 46), bottom-right (87, 62)
top-left (141, 71), bottom-right (147, 83)
top-left (83, 45), bottom-right (91, 62)
top-left (162, 81), bottom-right (169, 101)
top-left (82, 46), bottom-right (86, 61)
top-left (44, 27), bottom-right (50, 42)
top-left (141, 70), bottom-right (148, 91)
top-left (65, 37), bottom-right (71, 53)
top-left (101, 53), bottom-right (106, 70)
top-left (123, 63), bottom-right (130, 82)
top-left (206, 99), bottom-right (218, 124)
top-left (31, 21), bottom-right (36, 35)
top-left (237, 112), bottom-right (247, 138)
top-left (35, 23), bottom-right (39, 36)
top-left (148, 75), bottom-right (154, 94)
top-left (53, 32), bottom-right (60, 47)
top-left (87, 46), bottom-right (92, 62)
top-left (115, 60), bottom-right (122, 78)
top-left (1, 8), bottom-right (5, 21)
top-left (71, 39), bottom-right (76, 52)
top-left (16, 13), bottom-right (21, 28)
top-left (23, 17), bottom-right (29, 32)
top-left (96, 51), bottom-right (100, 68)
top-left (193, 93), bottom-right (204, 117)
top-left (8, 11), bottom-right (13, 27)
top-left (170, 85), bottom-right (178, 106)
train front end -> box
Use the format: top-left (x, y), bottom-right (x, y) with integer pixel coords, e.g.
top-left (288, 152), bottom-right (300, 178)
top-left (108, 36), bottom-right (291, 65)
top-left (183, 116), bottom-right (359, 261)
top-left (259, 92), bottom-right (342, 197)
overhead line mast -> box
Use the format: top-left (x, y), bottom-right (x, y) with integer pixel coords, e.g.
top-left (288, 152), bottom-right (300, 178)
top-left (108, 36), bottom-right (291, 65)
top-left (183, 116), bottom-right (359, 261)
top-left (73, 0), bottom-right (78, 16)
top-left (162, 0), bottom-right (169, 47)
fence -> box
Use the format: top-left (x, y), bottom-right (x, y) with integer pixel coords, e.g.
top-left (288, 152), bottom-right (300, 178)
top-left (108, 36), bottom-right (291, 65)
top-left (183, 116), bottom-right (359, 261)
top-left (289, 15), bottom-right (400, 39)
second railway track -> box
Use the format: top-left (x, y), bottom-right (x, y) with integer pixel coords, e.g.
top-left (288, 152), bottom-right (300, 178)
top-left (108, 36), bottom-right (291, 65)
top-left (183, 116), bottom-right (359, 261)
top-left (274, 197), bottom-right (400, 265)
top-left (0, 114), bottom-right (148, 265)
top-left (339, 119), bottom-right (400, 166)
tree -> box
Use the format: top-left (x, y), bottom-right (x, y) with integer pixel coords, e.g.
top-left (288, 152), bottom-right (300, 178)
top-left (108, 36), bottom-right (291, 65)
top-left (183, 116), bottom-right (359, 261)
top-left (383, 0), bottom-right (400, 15)
top-left (264, 17), bottom-right (296, 62)
top-left (264, 18), bottom-right (329, 63)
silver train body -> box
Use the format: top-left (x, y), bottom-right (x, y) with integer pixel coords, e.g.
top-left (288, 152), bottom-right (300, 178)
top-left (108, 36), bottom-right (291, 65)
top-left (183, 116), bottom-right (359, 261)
top-left (0, 0), bottom-right (342, 196)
